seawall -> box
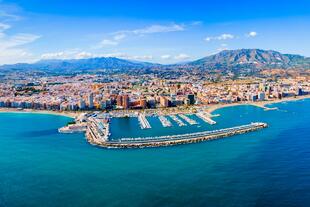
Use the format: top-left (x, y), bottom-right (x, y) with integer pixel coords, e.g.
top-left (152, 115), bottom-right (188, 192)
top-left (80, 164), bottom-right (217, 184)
top-left (86, 122), bottom-right (267, 149)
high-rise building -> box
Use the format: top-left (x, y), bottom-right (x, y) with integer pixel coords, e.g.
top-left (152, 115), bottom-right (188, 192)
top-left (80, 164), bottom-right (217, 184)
top-left (139, 98), bottom-right (147, 109)
top-left (258, 92), bottom-right (265, 101)
top-left (122, 95), bottom-right (129, 109)
top-left (88, 93), bottom-right (94, 109)
top-left (79, 97), bottom-right (86, 110)
top-left (187, 94), bottom-right (195, 105)
top-left (116, 95), bottom-right (123, 107)
top-left (160, 96), bottom-right (169, 107)
top-left (297, 87), bottom-right (303, 96)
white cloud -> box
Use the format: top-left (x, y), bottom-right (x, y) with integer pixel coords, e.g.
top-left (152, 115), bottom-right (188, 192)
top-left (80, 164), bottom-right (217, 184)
top-left (0, 49), bottom-right (35, 64)
top-left (205, 33), bottom-right (235, 42)
top-left (174, 53), bottom-right (190, 60)
top-left (161, 54), bottom-right (172, 60)
top-left (132, 24), bottom-right (184, 35)
top-left (132, 55), bottom-right (153, 61)
top-left (100, 39), bottom-right (119, 47)
top-left (0, 5), bottom-right (21, 21)
top-left (205, 37), bottom-right (212, 42)
top-left (101, 53), bottom-right (153, 61)
top-left (99, 52), bottom-right (128, 58)
top-left (41, 52), bottom-right (67, 59)
top-left (40, 50), bottom-right (154, 62)
top-left (41, 49), bottom-right (83, 60)
top-left (113, 33), bottom-right (126, 41)
top-left (217, 34), bottom-right (234, 40)
top-left (247, 31), bottom-right (257, 37)
top-left (1, 33), bottom-right (40, 49)
top-left (0, 7), bottom-right (41, 64)
top-left (0, 22), bottom-right (10, 31)
top-left (191, 21), bottom-right (203, 26)
top-left (75, 51), bottom-right (93, 59)
top-left (0, 31), bottom-right (41, 64)
top-left (96, 35), bottom-right (124, 49)
top-left (97, 23), bottom-right (185, 49)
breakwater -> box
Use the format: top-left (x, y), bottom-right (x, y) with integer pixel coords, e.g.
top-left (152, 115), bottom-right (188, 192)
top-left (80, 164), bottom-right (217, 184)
top-left (86, 122), bottom-right (267, 149)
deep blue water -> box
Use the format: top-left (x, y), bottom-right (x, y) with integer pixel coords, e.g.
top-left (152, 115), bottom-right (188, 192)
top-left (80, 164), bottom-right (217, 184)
top-left (0, 99), bottom-right (310, 207)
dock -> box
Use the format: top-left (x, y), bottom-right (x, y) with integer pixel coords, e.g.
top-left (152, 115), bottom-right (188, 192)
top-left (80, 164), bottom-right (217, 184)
top-left (179, 114), bottom-right (198, 125)
top-left (196, 112), bottom-right (216, 125)
top-left (158, 116), bottom-right (172, 127)
top-left (86, 122), bottom-right (268, 148)
top-left (58, 123), bottom-right (87, 133)
top-left (138, 114), bottom-right (151, 129)
top-left (169, 115), bottom-right (187, 126)
top-left (86, 117), bottom-right (110, 143)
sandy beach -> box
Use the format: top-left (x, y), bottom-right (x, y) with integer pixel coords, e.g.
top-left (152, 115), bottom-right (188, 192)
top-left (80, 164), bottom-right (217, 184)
top-left (0, 95), bottom-right (309, 119)
top-left (0, 108), bottom-right (80, 119)
top-left (205, 95), bottom-right (310, 114)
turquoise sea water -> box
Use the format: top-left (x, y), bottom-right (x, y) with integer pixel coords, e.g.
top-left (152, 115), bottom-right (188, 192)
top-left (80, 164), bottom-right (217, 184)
top-left (0, 99), bottom-right (310, 207)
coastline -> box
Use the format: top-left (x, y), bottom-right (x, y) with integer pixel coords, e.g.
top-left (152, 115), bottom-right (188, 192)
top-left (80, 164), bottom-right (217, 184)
top-left (0, 108), bottom-right (79, 119)
top-left (0, 95), bottom-right (309, 120)
top-left (205, 95), bottom-right (310, 114)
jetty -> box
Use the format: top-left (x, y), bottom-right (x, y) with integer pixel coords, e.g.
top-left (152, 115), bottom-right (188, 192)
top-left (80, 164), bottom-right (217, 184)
top-left (86, 117), bottom-right (110, 143)
top-left (138, 114), bottom-right (151, 129)
top-left (86, 122), bottom-right (268, 148)
top-left (179, 114), bottom-right (198, 125)
top-left (196, 112), bottom-right (216, 125)
top-left (58, 123), bottom-right (87, 133)
top-left (169, 115), bottom-right (187, 126)
top-left (158, 116), bottom-right (172, 127)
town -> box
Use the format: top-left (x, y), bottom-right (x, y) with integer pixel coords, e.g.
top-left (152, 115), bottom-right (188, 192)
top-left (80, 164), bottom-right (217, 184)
top-left (0, 72), bottom-right (309, 112)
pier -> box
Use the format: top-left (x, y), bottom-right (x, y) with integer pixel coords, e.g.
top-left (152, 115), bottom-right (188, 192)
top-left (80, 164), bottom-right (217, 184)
top-left (169, 115), bottom-right (187, 126)
top-left (86, 117), bottom-right (110, 144)
top-left (58, 123), bottom-right (87, 133)
top-left (179, 114), bottom-right (198, 125)
top-left (86, 122), bottom-right (267, 148)
top-left (196, 112), bottom-right (216, 125)
top-left (158, 116), bottom-right (172, 127)
top-left (138, 114), bottom-right (151, 129)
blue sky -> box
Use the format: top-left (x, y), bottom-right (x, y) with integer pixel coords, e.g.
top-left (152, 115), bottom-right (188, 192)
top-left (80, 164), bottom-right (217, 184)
top-left (0, 0), bottom-right (309, 64)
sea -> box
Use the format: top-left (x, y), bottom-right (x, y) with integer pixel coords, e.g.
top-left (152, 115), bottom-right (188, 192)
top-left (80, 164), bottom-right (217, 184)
top-left (0, 99), bottom-right (309, 207)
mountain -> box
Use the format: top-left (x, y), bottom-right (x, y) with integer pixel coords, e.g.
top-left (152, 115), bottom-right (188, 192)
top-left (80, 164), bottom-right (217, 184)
top-left (187, 49), bottom-right (310, 71)
top-left (0, 57), bottom-right (159, 73)
top-left (0, 49), bottom-right (309, 73)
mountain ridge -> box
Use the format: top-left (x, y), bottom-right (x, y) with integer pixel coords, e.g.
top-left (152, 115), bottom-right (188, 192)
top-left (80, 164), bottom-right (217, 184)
top-left (0, 49), bottom-right (309, 73)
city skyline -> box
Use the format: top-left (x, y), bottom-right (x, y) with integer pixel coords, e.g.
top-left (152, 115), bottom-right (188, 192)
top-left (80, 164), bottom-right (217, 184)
top-left (0, 0), bottom-right (310, 64)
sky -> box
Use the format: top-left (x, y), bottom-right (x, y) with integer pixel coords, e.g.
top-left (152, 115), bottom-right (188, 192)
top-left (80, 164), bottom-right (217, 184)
top-left (0, 0), bottom-right (310, 64)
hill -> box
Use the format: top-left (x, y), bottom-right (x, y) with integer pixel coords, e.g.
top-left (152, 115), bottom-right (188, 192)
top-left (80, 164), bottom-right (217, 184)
top-left (187, 49), bottom-right (310, 71)
top-left (0, 49), bottom-right (309, 73)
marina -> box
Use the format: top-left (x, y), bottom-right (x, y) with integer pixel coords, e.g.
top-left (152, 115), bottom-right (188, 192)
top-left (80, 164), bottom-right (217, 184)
top-left (158, 116), bottom-right (172, 127)
top-left (138, 114), bottom-right (152, 129)
top-left (196, 112), bottom-right (217, 125)
top-left (179, 114), bottom-right (198, 125)
top-left (86, 122), bottom-right (268, 148)
top-left (169, 115), bottom-right (187, 126)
